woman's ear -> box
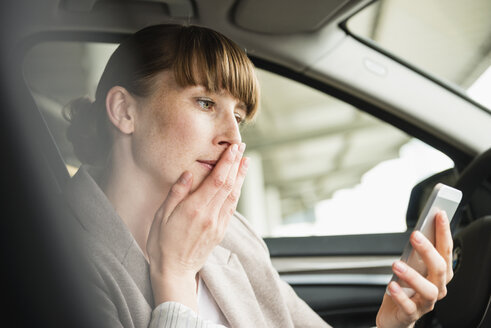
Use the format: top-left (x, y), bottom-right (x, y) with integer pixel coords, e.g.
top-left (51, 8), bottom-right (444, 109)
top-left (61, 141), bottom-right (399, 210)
top-left (105, 86), bottom-right (137, 135)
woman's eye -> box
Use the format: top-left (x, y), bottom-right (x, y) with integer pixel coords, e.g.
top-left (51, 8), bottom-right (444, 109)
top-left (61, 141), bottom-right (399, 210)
top-left (235, 113), bottom-right (244, 124)
top-left (197, 99), bottom-right (214, 110)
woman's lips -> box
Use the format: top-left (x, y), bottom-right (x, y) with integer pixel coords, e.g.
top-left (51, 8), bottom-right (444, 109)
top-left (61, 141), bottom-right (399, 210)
top-left (197, 160), bottom-right (216, 170)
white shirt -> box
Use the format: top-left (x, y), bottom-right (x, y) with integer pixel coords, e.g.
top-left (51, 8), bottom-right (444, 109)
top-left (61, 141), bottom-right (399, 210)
top-left (197, 276), bottom-right (229, 326)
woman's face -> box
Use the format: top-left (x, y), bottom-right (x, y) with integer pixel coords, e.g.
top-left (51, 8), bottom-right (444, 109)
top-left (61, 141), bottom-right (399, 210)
top-left (131, 70), bottom-right (246, 193)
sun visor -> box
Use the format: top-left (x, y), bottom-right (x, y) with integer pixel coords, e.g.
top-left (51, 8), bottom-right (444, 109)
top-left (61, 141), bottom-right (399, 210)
top-left (61, 0), bottom-right (194, 18)
top-left (232, 0), bottom-right (351, 34)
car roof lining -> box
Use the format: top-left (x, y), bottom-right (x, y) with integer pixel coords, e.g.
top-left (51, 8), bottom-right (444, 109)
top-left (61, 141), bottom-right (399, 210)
top-left (8, 0), bottom-right (370, 73)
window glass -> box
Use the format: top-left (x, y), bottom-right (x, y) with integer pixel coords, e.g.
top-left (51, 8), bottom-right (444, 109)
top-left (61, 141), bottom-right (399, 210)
top-left (347, 0), bottom-right (491, 110)
top-left (239, 69), bottom-right (453, 237)
top-left (23, 41), bottom-right (117, 175)
top-left (23, 41), bottom-right (454, 238)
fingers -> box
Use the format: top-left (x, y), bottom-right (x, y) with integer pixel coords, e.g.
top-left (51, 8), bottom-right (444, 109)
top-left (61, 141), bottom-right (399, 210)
top-left (226, 156), bottom-right (249, 210)
top-left (386, 281), bottom-right (419, 324)
top-left (217, 156), bottom-right (249, 235)
top-left (411, 229), bottom-right (448, 299)
top-left (410, 230), bottom-right (446, 275)
top-left (435, 211), bottom-right (454, 282)
top-left (147, 171), bottom-right (193, 258)
top-left (150, 172), bottom-right (193, 241)
top-left (382, 211), bottom-right (454, 326)
top-left (392, 260), bottom-right (439, 304)
top-left (191, 143), bottom-right (239, 204)
top-left (209, 143), bottom-right (246, 210)
top-left (159, 171), bottom-right (194, 224)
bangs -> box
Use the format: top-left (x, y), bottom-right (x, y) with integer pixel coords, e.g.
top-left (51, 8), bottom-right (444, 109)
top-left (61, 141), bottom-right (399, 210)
top-left (173, 27), bottom-right (259, 120)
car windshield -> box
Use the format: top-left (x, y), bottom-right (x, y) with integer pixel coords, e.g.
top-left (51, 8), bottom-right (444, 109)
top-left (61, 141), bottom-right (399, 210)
top-left (347, 0), bottom-right (491, 111)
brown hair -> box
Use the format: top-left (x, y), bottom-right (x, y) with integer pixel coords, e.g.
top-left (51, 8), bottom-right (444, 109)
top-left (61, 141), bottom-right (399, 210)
top-left (65, 24), bottom-right (259, 165)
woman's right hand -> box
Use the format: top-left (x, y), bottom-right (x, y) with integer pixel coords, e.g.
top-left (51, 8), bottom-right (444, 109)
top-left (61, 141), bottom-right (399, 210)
top-left (146, 143), bottom-right (248, 311)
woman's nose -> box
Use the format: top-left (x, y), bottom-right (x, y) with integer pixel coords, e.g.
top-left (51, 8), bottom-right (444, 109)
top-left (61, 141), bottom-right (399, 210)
top-left (214, 111), bottom-right (242, 148)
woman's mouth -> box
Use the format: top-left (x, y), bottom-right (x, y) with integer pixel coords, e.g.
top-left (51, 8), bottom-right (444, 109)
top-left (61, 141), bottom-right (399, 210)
top-left (197, 160), bottom-right (216, 170)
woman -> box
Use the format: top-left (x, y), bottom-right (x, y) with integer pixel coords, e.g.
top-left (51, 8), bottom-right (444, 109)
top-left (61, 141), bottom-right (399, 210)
top-left (64, 24), bottom-right (454, 328)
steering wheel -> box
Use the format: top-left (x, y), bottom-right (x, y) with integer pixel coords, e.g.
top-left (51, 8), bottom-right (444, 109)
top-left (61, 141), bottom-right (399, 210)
top-left (421, 148), bottom-right (491, 327)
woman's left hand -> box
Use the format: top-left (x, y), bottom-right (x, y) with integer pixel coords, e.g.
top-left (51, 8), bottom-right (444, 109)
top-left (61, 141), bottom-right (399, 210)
top-left (376, 211), bottom-right (454, 328)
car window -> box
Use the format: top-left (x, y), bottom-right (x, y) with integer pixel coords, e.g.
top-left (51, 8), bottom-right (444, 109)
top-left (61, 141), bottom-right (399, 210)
top-left (23, 41), bottom-right (118, 176)
top-left (23, 41), bottom-right (454, 238)
top-left (239, 69), bottom-right (453, 237)
top-left (347, 0), bottom-right (491, 111)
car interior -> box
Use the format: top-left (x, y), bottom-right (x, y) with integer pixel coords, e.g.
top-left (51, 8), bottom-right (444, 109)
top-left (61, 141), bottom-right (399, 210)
top-left (1, 0), bottom-right (490, 327)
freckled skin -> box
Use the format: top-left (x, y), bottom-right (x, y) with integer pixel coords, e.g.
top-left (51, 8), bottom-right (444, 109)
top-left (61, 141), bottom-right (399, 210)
top-left (130, 70), bottom-right (244, 195)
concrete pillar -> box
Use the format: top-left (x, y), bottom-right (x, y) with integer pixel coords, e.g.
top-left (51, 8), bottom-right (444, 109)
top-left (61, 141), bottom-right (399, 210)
top-left (237, 151), bottom-right (268, 236)
top-left (265, 186), bottom-right (283, 236)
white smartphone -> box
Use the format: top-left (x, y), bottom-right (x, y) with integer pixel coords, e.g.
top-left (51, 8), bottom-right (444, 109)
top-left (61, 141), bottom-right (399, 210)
top-left (387, 183), bottom-right (462, 297)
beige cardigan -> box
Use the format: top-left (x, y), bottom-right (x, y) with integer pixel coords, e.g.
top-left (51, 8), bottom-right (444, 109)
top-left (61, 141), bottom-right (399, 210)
top-left (65, 166), bottom-right (330, 328)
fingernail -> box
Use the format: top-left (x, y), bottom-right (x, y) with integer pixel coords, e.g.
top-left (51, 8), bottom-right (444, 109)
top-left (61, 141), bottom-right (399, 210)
top-left (389, 282), bottom-right (401, 294)
top-left (179, 171), bottom-right (191, 185)
top-left (413, 231), bottom-right (424, 244)
top-left (239, 142), bottom-right (246, 153)
top-left (231, 144), bottom-right (238, 154)
top-left (394, 261), bottom-right (407, 274)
